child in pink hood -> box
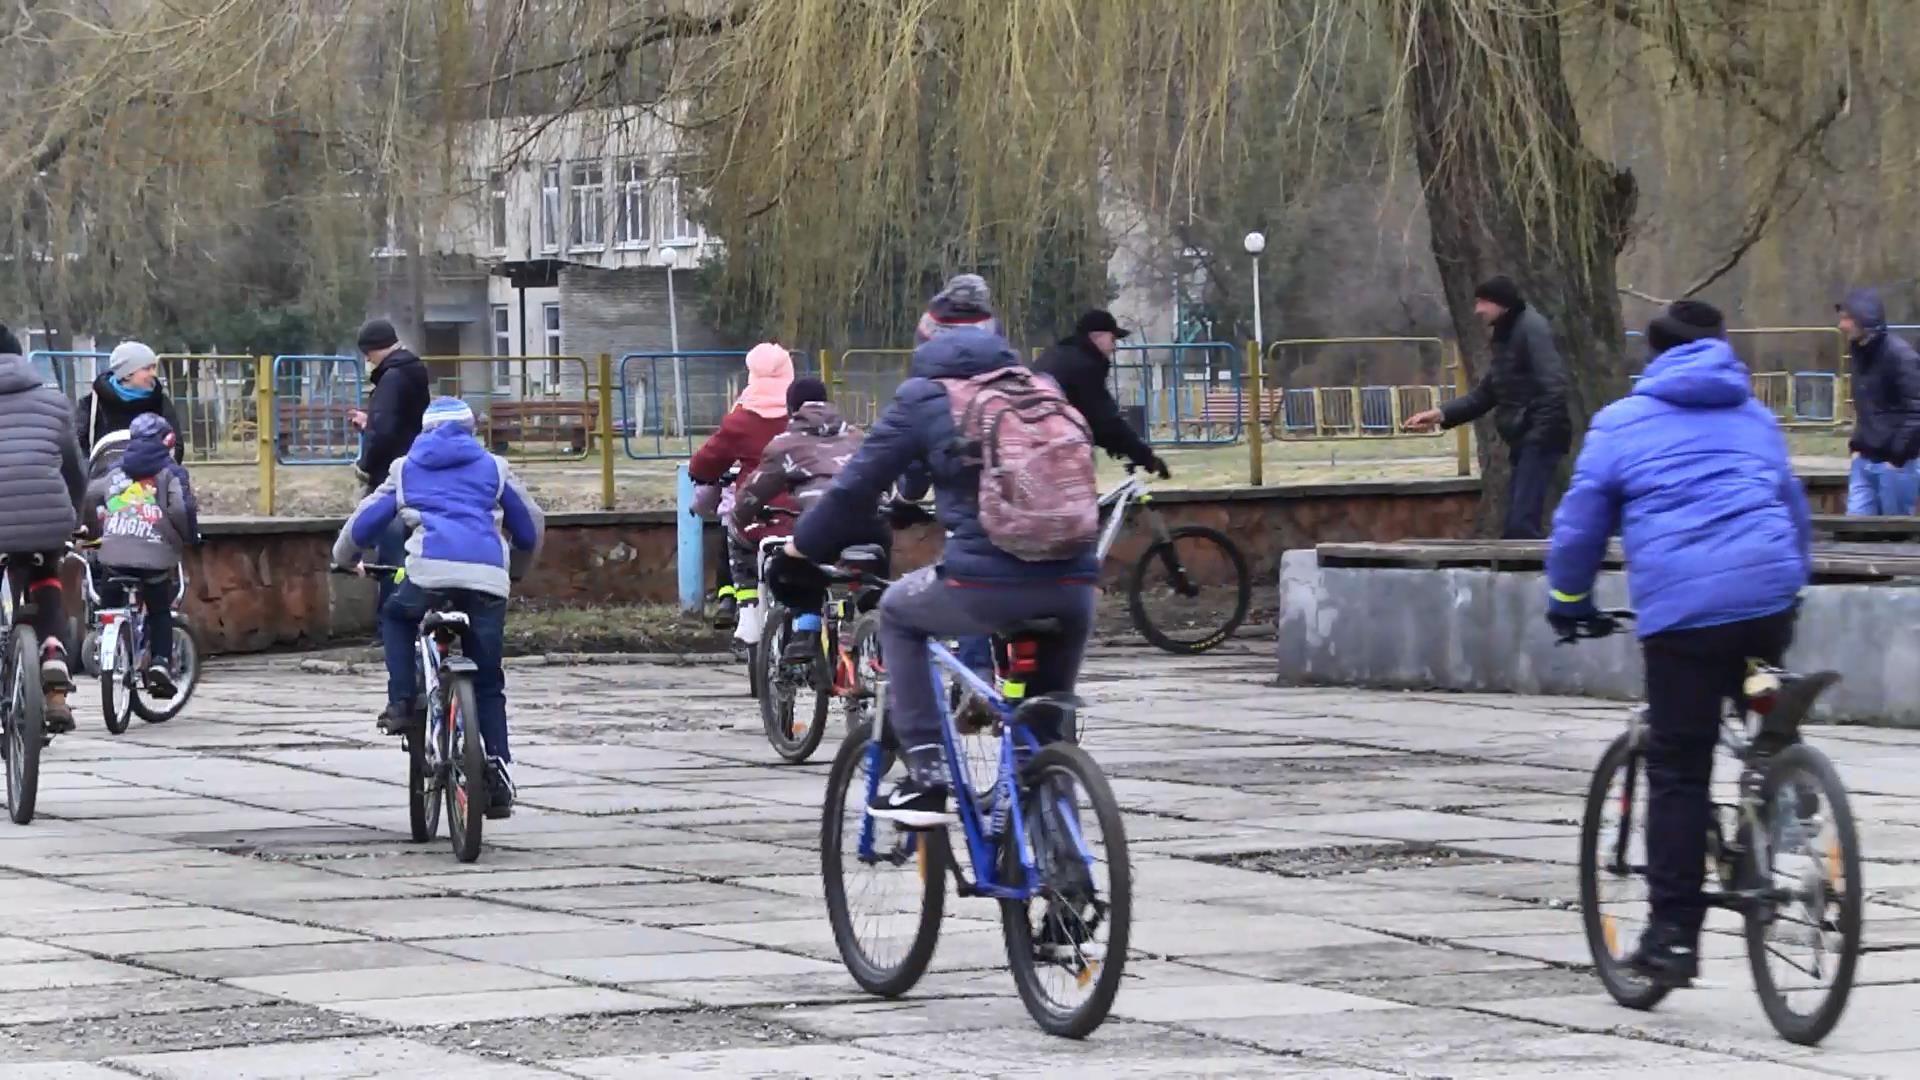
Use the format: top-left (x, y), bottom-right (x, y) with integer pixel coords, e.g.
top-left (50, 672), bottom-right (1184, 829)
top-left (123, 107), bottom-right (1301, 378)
top-left (689, 343), bottom-right (795, 647)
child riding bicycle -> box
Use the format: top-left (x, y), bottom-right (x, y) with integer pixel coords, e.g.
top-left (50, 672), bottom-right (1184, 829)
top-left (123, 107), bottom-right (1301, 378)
top-left (787, 318), bottom-right (1100, 827)
top-left (80, 414), bottom-right (200, 699)
top-left (333, 398), bottom-right (545, 819)
top-left (1546, 300), bottom-right (1811, 987)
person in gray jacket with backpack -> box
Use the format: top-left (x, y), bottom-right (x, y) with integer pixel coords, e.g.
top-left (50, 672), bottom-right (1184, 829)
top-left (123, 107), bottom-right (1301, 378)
top-left (81, 414), bottom-right (199, 699)
top-left (0, 327), bottom-right (88, 730)
top-left (788, 323), bottom-right (1100, 827)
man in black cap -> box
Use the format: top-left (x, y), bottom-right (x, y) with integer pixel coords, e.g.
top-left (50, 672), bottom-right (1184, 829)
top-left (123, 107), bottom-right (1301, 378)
top-left (1406, 275), bottom-right (1571, 539)
top-left (1034, 309), bottom-right (1169, 479)
top-left (347, 318), bottom-right (431, 617)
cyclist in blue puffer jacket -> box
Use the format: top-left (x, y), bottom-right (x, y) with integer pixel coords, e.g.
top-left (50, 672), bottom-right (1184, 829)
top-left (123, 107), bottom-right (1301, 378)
top-left (1546, 300), bottom-right (1811, 988)
top-left (333, 398), bottom-right (544, 818)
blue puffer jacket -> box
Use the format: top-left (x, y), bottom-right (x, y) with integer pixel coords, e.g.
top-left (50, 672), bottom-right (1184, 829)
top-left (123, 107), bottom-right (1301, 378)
top-left (334, 425), bottom-right (545, 597)
top-left (1547, 338), bottom-right (1810, 637)
top-left (794, 327), bottom-right (1099, 586)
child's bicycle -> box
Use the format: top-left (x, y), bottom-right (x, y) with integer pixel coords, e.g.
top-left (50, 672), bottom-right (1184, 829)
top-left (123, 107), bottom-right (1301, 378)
top-left (334, 564), bottom-right (492, 863)
top-left (820, 601), bottom-right (1131, 1038)
top-left (72, 548), bottom-right (201, 734)
top-left (1562, 609), bottom-right (1861, 1046)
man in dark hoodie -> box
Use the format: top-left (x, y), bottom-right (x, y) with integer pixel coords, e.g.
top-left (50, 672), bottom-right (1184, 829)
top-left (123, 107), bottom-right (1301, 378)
top-left (1406, 275), bottom-right (1573, 538)
top-left (82, 414), bottom-right (199, 698)
top-left (0, 324), bottom-right (88, 731)
top-left (347, 319), bottom-right (431, 610)
top-left (74, 341), bottom-right (184, 462)
top-left (1035, 309), bottom-right (1169, 479)
top-left (1836, 288), bottom-right (1920, 515)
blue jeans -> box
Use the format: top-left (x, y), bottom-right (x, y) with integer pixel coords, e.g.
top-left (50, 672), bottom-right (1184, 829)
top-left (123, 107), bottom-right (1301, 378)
top-left (1848, 456), bottom-right (1920, 516)
top-left (381, 582), bottom-right (511, 762)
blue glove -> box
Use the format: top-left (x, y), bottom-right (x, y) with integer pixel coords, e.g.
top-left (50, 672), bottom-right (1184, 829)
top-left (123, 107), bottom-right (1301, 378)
top-left (1546, 588), bottom-right (1598, 635)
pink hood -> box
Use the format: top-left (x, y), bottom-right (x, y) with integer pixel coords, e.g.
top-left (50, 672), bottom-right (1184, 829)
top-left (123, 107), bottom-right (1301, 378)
top-left (736, 343), bottom-right (794, 418)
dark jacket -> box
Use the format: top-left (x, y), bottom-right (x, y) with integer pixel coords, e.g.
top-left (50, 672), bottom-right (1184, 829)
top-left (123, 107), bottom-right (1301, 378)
top-left (1841, 290), bottom-right (1920, 465)
top-left (794, 327), bottom-right (1099, 586)
top-left (1441, 304), bottom-right (1572, 454)
top-left (355, 348), bottom-right (432, 491)
top-left (1034, 335), bottom-right (1155, 467)
top-left (75, 374), bottom-right (182, 462)
top-left (732, 402), bottom-right (862, 533)
top-left (688, 406), bottom-right (789, 489)
top-left (0, 354), bottom-right (86, 552)
top-left (1548, 339), bottom-right (1809, 638)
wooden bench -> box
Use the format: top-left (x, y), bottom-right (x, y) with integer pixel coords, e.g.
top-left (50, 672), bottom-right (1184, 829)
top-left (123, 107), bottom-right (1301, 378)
top-left (486, 400), bottom-right (596, 454)
top-left (275, 402), bottom-right (358, 458)
top-left (1176, 390), bottom-right (1277, 436)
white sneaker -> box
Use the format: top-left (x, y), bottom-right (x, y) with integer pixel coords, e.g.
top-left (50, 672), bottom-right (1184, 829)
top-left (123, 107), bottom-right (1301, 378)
top-left (734, 600), bottom-right (766, 646)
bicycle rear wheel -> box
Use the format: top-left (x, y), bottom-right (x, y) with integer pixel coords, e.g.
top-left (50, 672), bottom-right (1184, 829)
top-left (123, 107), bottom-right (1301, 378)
top-left (821, 728), bottom-right (945, 997)
top-left (1578, 731), bottom-right (1668, 1010)
top-left (5, 628), bottom-right (43, 826)
top-left (132, 622), bottom-right (201, 724)
top-left (444, 675), bottom-right (486, 863)
top-left (1746, 743), bottom-right (1862, 1046)
top-left (1127, 525), bottom-right (1250, 655)
top-left (100, 628), bottom-right (133, 736)
top-left (1001, 742), bottom-right (1130, 1038)
top-left (759, 602), bottom-right (829, 763)
top-left (406, 723), bottom-right (440, 844)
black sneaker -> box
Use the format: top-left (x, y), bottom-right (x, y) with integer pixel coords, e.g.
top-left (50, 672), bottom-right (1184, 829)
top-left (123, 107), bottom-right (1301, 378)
top-left (711, 595), bottom-right (738, 630)
top-left (782, 629), bottom-right (820, 666)
top-left (143, 665), bottom-right (178, 700)
top-left (375, 703), bottom-right (418, 735)
top-left (868, 776), bottom-right (955, 829)
top-left (485, 759), bottom-right (515, 820)
top-left (1626, 924), bottom-right (1699, 987)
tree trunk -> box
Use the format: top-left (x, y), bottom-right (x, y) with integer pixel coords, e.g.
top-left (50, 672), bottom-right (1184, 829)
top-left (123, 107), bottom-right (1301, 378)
top-left (1397, 1), bottom-right (1638, 535)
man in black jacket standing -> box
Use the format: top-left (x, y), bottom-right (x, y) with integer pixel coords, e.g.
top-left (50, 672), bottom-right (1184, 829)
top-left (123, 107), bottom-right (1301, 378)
top-left (1035, 310), bottom-right (1169, 479)
top-left (1837, 288), bottom-right (1920, 515)
top-left (1406, 276), bottom-right (1572, 539)
top-left (347, 318), bottom-right (432, 612)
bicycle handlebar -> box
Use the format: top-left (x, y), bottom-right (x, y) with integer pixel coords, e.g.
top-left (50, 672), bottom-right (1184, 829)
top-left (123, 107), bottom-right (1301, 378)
top-left (332, 563), bottom-right (403, 579)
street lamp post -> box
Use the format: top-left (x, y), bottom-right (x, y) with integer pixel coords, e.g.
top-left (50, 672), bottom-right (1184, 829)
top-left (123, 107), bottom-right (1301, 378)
top-left (1243, 232), bottom-right (1268, 487)
top-left (658, 247), bottom-right (686, 436)
top-left (1243, 232), bottom-right (1266, 348)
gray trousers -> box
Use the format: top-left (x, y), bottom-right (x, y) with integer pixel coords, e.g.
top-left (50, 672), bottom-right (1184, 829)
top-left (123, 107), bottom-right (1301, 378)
top-left (878, 566), bottom-right (1095, 753)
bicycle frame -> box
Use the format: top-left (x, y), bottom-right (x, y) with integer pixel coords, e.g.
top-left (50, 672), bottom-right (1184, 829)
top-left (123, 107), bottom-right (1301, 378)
top-left (1093, 473), bottom-right (1151, 563)
top-left (856, 639), bottom-right (1089, 903)
top-left (79, 558), bottom-right (188, 676)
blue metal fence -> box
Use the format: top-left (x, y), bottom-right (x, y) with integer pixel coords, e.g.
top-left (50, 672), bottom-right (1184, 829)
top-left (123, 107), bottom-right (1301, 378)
top-left (1106, 342), bottom-right (1242, 446)
top-left (270, 355), bottom-right (363, 465)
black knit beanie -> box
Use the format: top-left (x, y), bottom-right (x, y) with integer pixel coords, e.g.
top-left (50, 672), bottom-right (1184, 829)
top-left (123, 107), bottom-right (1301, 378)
top-left (1646, 299), bottom-right (1726, 355)
top-left (1473, 275), bottom-right (1523, 311)
top-left (786, 376), bottom-right (829, 412)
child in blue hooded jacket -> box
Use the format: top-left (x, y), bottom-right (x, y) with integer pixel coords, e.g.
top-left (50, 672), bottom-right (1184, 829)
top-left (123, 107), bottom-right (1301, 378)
top-left (333, 398), bottom-right (544, 817)
top-left (1546, 300), bottom-right (1811, 987)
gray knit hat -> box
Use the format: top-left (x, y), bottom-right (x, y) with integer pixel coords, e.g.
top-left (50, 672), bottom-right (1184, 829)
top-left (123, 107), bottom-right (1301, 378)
top-left (110, 341), bottom-right (159, 380)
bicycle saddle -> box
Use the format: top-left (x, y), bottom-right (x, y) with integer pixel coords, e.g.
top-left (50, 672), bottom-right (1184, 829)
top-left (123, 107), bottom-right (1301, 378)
top-left (999, 617), bottom-right (1064, 639)
top-left (422, 610), bottom-right (471, 631)
top-left (105, 576), bottom-right (149, 591)
top-left (837, 544), bottom-right (886, 567)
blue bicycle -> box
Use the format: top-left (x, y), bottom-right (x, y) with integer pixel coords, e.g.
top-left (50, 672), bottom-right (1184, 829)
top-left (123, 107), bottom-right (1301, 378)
top-left (820, 576), bottom-right (1131, 1039)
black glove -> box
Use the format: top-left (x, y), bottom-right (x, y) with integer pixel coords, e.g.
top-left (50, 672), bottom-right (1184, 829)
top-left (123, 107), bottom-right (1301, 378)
top-left (1144, 455), bottom-right (1171, 481)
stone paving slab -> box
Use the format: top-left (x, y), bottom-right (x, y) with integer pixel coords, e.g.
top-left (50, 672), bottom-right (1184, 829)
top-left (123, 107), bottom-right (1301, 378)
top-left (0, 646), bottom-right (1913, 1074)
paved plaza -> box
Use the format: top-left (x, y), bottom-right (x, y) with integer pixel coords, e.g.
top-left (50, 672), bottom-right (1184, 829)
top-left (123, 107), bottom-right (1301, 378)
top-left (1, 644), bottom-right (1918, 1077)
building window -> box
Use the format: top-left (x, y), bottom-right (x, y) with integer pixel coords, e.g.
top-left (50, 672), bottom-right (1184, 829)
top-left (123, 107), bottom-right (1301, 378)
top-left (488, 171), bottom-right (508, 251)
top-left (655, 167), bottom-right (697, 244)
top-left (569, 161), bottom-right (605, 250)
top-left (491, 305), bottom-right (512, 387)
top-left (539, 163), bottom-right (561, 252)
top-left (542, 302), bottom-right (562, 388)
top-left (615, 158), bottom-right (648, 247)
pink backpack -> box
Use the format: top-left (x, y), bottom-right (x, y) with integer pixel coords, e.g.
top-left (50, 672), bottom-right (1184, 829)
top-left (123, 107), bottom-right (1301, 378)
top-left (938, 367), bottom-right (1099, 561)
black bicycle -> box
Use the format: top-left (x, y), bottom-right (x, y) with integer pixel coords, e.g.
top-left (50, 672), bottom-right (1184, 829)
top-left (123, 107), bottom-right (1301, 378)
top-left (0, 553), bottom-right (60, 825)
top-left (1565, 610), bottom-right (1861, 1046)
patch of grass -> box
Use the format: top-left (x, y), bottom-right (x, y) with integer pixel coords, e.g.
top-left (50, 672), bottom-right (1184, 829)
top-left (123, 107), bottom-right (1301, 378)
top-left (505, 602), bottom-right (730, 655)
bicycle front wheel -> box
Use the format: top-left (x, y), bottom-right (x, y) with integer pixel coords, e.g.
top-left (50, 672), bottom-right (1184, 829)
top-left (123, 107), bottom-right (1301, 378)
top-left (1001, 742), bottom-right (1130, 1039)
top-left (821, 728), bottom-right (945, 997)
top-left (1127, 525), bottom-right (1250, 655)
top-left (444, 675), bottom-right (486, 863)
top-left (759, 603), bottom-right (830, 763)
top-left (1746, 742), bottom-right (1862, 1046)
top-left (6, 628), bottom-right (43, 826)
top-left (1578, 731), bottom-right (1668, 1011)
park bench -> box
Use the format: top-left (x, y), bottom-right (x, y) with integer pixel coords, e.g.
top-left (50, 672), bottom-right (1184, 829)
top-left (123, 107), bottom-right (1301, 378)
top-left (1177, 389), bottom-right (1277, 438)
top-left (275, 402), bottom-right (358, 458)
top-left (485, 400), bottom-right (596, 454)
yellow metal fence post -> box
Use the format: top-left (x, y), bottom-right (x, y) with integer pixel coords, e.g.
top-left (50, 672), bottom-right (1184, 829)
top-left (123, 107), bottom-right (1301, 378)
top-left (597, 353), bottom-right (615, 510)
top-left (1245, 340), bottom-right (1264, 487)
top-left (1452, 344), bottom-right (1471, 477)
top-left (255, 355), bottom-right (276, 516)
top-left (819, 348), bottom-right (834, 393)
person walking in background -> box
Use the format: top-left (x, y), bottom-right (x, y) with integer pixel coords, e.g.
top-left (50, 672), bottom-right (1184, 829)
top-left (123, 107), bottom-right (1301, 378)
top-left (1405, 275), bottom-right (1572, 539)
top-left (689, 342), bottom-right (796, 651)
top-left (1035, 309), bottom-right (1170, 480)
top-left (75, 341), bottom-right (183, 461)
top-left (1836, 288), bottom-right (1920, 516)
top-left (347, 319), bottom-right (432, 612)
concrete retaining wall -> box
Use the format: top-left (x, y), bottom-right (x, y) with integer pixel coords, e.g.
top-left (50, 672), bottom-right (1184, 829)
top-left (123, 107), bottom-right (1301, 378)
top-left (1274, 548), bottom-right (1920, 726)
